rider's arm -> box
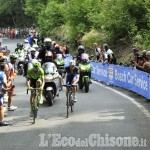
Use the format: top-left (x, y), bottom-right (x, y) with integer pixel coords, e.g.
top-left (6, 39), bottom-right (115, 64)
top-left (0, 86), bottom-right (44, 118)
top-left (26, 78), bottom-right (31, 89)
top-left (73, 73), bottom-right (79, 84)
top-left (39, 68), bottom-right (45, 89)
top-left (62, 68), bottom-right (67, 84)
top-left (26, 69), bottom-right (31, 88)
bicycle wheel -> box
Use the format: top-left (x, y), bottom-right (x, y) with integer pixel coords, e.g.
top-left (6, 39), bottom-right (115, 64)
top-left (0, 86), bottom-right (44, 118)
top-left (33, 96), bottom-right (38, 124)
top-left (70, 94), bottom-right (74, 112)
top-left (67, 93), bottom-right (70, 118)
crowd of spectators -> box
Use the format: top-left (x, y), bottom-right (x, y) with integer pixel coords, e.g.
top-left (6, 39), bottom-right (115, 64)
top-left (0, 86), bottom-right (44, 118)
top-left (0, 27), bottom-right (39, 39)
top-left (130, 48), bottom-right (150, 73)
top-left (93, 42), bottom-right (150, 74)
top-left (93, 43), bottom-right (116, 65)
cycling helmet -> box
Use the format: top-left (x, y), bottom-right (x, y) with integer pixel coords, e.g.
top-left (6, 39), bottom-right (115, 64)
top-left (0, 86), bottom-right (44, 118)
top-left (30, 47), bottom-right (36, 52)
top-left (69, 60), bottom-right (76, 66)
top-left (33, 61), bottom-right (41, 68)
top-left (24, 39), bottom-right (28, 43)
top-left (32, 44), bottom-right (39, 48)
top-left (17, 43), bottom-right (21, 47)
top-left (2, 46), bottom-right (7, 51)
top-left (10, 54), bottom-right (18, 59)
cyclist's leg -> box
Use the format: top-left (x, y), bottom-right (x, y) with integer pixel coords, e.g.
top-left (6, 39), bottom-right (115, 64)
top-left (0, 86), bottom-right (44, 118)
top-left (72, 75), bottom-right (78, 101)
top-left (30, 79), bottom-right (36, 114)
top-left (36, 79), bottom-right (43, 104)
top-left (65, 75), bottom-right (73, 98)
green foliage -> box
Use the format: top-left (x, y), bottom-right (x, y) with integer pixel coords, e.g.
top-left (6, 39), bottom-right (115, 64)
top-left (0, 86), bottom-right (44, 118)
top-left (81, 29), bottom-right (106, 49)
top-left (24, 0), bottom-right (47, 19)
top-left (1, 0), bottom-right (150, 54)
top-left (100, 0), bottom-right (149, 42)
top-left (140, 31), bottom-right (150, 50)
top-left (38, 0), bottom-right (65, 36)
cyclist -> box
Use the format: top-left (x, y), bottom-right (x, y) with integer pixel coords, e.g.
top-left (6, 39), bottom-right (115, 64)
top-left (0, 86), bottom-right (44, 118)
top-left (26, 61), bottom-right (45, 116)
top-left (62, 60), bottom-right (79, 102)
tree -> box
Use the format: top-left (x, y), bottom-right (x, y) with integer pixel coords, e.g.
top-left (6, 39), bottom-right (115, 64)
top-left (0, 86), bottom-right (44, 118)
top-left (38, 0), bottom-right (65, 35)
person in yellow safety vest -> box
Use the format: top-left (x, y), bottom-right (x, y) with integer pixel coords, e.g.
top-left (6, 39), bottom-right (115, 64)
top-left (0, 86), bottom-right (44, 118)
top-left (15, 43), bottom-right (24, 55)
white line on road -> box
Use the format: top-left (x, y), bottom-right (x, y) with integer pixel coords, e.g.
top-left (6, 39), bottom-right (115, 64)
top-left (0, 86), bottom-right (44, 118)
top-left (93, 80), bottom-right (150, 118)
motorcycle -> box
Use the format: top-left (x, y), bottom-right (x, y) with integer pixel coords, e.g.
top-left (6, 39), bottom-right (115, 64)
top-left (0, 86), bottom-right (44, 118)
top-left (78, 53), bottom-right (92, 93)
top-left (42, 62), bottom-right (61, 106)
top-left (16, 52), bottom-right (25, 75)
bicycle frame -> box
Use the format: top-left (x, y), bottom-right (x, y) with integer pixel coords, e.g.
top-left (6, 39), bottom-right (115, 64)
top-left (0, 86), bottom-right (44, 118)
top-left (63, 84), bottom-right (77, 118)
top-left (27, 88), bottom-right (41, 124)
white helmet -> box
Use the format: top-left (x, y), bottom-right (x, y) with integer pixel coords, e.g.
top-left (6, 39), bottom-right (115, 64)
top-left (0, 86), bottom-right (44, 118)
top-left (44, 38), bottom-right (52, 43)
top-left (30, 47), bottom-right (36, 52)
top-left (32, 44), bottom-right (39, 49)
top-left (69, 60), bottom-right (76, 66)
top-left (24, 39), bottom-right (28, 43)
top-left (10, 54), bottom-right (18, 59)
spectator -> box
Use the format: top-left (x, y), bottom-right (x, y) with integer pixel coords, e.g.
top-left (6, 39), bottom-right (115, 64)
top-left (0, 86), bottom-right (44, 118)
top-left (103, 43), bottom-right (116, 64)
top-left (93, 43), bottom-right (101, 61)
top-left (0, 42), bottom-right (2, 52)
top-left (0, 63), bottom-right (14, 126)
top-left (134, 51), bottom-right (150, 73)
top-left (61, 41), bottom-right (69, 55)
top-left (99, 49), bottom-right (107, 63)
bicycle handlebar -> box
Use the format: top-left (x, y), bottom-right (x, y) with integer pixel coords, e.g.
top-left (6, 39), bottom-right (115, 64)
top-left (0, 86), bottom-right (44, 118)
top-left (63, 84), bottom-right (78, 87)
top-left (27, 88), bottom-right (44, 94)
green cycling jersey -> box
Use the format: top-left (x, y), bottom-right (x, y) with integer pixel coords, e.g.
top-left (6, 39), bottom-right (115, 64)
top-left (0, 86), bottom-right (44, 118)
top-left (27, 68), bottom-right (44, 80)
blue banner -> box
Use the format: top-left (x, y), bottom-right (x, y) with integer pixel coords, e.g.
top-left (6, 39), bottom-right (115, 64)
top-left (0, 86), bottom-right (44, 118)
top-left (91, 62), bottom-right (150, 100)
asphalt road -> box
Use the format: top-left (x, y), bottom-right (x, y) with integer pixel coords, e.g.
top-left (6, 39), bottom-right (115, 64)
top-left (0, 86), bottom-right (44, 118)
top-left (0, 39), bottom-right (150, 150)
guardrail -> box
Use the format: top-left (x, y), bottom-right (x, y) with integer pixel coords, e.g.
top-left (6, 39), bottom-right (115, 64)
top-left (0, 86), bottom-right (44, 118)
top-left (91, 62), bottom-right (150, 100)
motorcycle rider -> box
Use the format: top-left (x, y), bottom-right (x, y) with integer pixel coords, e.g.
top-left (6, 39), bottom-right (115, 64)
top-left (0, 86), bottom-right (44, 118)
top-left (62, 60), bottom-right (79, 102)
top-left (76, 45), bottom-right (86, 65)
top-left (15, 43), bottom-right (21, 54)
top-left (53, 44), bottom-right (62, 59)
top-left (38, 38), bottom-right (52, 64)
top-left (26, 61), bottom-right (45, 116)
top-left (24, 47), bottom-right (38, 76)
top-left (78, 53), bottom-right (92, 84)
top-left (24, 39), bottom-right (31, 54)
